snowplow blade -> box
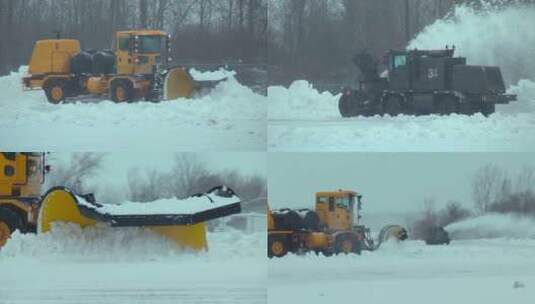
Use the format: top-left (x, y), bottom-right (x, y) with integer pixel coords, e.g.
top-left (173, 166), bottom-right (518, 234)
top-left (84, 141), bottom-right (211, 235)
top-left (163, 67), bottom-right (227, 100)
top-left (38, 186), bottom-right (241, 251)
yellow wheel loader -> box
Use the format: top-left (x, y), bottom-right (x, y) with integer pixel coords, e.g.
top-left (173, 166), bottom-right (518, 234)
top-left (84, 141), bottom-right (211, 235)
top-left (268, 190), bottom-right (407, 258)
top-left (0, 152), bottom-right (241, 250)
top-left (22, 30), bottom-right (225, 104)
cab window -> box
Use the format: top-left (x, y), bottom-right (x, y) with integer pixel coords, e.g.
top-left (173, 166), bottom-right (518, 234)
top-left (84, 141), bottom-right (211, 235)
top-left (317, 196), bottom-right (328, 204)
top-left (118, 36), bottom-right (130, 51)
top-left (1, 152), bottom-right (16, 161)
top-left (335, 195), bottom-right (355, 209)
top-left (393, 55), bottom-right (407, 69)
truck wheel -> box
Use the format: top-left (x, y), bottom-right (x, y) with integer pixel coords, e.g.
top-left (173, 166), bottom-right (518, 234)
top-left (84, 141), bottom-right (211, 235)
top-left (338, 90), bottom-right (365, 117)
top-left (0, 208), bottom-right (22, 248)
top-left (268, 235), bottom-right (288, 258)
top-left (335, 234), bottom-right (358, 255)
top-left (438, 95), bottom-right (459, 115)
top-left (43, 79), bottom-right (67, 104)
top-left (383, 95), bottom-right (402, 117)
top-left (110, 80), bottom-right (134, 103)
top-left (481, 103), bottom-right (495, 117)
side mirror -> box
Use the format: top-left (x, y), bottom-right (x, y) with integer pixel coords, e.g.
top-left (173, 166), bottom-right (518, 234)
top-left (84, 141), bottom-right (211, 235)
top-left (44, 165), bottom-right (51, 173)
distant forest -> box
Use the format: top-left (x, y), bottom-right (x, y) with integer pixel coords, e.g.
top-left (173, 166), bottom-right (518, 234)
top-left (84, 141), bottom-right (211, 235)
top-left (268, 0), bottom-right (535, 86)
top-left (0, 0), bottom-right (267, 76)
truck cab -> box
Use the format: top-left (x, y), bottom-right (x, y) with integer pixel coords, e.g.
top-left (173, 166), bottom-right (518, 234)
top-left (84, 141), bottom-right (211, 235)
top-left (315, 190), bottom-right (362, 232)
top-left (0, 152), bottom-right (46, 244)
top-left (115, 30), bottom-right (171, 75)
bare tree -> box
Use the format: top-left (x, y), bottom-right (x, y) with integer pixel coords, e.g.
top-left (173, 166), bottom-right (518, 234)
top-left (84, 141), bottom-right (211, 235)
top-left (46, 153), bottom-right (105, 194)
top-left (472, 164), bottom-right (504, 214)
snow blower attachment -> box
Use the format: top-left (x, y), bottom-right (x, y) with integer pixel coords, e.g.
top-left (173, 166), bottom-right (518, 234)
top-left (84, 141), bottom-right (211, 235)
top-left (268, 190), bottom-right (408, 258)
top-left (38, 186), bottom-right (241, 251)
top-left (22, 30), bottom-right (227, 103)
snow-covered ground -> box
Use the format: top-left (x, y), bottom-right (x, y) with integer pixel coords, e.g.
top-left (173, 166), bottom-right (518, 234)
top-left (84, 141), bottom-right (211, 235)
top-left (0, 225), bottom-right (266, 304)
top-left (268, 5), bottom-right (535, 152)
top-left (269, 213), bottom-right (535, 304)
top-left (268, 238), bottom-right (535, 304)
top-left (0, 68), bottom-right (266, 151)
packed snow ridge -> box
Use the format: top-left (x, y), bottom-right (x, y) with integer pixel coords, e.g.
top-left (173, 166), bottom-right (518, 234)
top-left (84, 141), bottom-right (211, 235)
top-left (76, 190), bottom-right (239, 216)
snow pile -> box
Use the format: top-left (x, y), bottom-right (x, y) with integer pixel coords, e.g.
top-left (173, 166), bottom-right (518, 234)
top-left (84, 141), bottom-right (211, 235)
top-left (409, 4), bottom-right (535, 86)
top-left (446, 213), bottom-right (535, 239)
top-left (0, 222), bottom-right (265, 261)
top-left (190, 67), bottom-right (236, 81)
top-left (269, 111), bottom-right (535, 151)
top-left (0, 67), bottom-right (266, 150)
top-left (76, 189), bottom-right (239, 216)
top-left (268, 80), bottom-right (340, 120)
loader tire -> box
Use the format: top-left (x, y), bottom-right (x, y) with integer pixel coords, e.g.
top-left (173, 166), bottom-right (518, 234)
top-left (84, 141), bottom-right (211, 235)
top-left (335, 234), bottom-right (360, 255)
top-left (43, 79), bottom-right (68, 104)
top-left (268, 235), bottom-right (288, 258)
top-left (383, 95), bottom-right (402, 117)
top-left (0, 208), bottom-right (23, 248)
top-left (437, 95), bottom-right (459, 115)
top-left (481, 103), bottom-right (495, 117)
top-left (110, 80), bottom-right (134, 103)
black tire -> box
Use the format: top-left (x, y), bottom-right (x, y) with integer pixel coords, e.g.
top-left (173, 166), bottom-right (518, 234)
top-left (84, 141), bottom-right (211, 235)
top-left (383, 95), bottom-right (402, 117)
top-left (110, 80), bottom-right (134, 103)
top-left (0, 208), bottom-right (23, 248)
top-left (481, 103), bottom-right (495, 117)
top-left (339, 91), bottom-right (357, 118)
top-left (268, 234), bottom-right (288, 258)
top-left (334, 234), bottom-right (360, 255)
top-left (43, 78), bottom-right (67, 104)
top-left (437, 95), bottom-right (459, 115)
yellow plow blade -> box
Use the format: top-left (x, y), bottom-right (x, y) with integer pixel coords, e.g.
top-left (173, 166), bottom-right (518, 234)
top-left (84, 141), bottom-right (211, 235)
top-left (38, 187), bottom-right (214, 251)
top-left (164, 67), bottom-right (196, 100)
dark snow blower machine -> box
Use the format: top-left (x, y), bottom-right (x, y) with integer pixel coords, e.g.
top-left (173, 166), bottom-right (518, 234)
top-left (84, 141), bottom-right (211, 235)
top-left (339, 48), bottom-right (516, 117)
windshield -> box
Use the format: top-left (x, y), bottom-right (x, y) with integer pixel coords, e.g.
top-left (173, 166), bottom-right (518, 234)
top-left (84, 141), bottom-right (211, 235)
top-left (335, 195), bottom-right (355, 209)
top-left (139, 35), bottom-right (165, 53)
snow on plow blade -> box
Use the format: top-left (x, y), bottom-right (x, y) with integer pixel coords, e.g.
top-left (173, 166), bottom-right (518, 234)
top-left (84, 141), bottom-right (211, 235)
top-left (163, 67), bottom-right (227, 100)
top-left (38, 186), bottom-right (241, 251)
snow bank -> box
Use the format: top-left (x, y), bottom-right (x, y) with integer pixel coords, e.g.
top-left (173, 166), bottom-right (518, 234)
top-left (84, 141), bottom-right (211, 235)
top-left (409, 4), bottom-right (535, 86)
top-left (0, 66), bottom-right (264, 123)
top-left (0, 67), bottom-right (266, 150)
top-left (446, 213), bottom-right (535, 239)
top-left (268, 80), bottom-right (340, 120)
top-left (0, 223), bottom-right (265, 261)
top-left (76, 188), bottom-right (239, 216)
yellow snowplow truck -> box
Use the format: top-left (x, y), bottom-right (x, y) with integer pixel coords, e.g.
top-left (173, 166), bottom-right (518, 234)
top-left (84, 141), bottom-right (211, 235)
top-left (0, 152), bottom-right (241, 250)
top-left (268, 190), bottom-right (407, 258)
top-left (22, 30), bottom-right (223, 104)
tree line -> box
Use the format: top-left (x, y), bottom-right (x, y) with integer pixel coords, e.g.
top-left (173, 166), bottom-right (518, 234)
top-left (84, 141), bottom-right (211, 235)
top-left (0, 0), bottom-right (267, 76)
top-left (268, 0), bottom-right (535, 87)
top-left (46, 153), bottom-right (267, 213)
top-left (411, 163), bottom-right (535, 240)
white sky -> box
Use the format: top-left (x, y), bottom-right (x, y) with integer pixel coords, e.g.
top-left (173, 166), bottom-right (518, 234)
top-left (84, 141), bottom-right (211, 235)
top-left (48, 152), bottom-right (266, 202)
top-left (268, 153), bottom-right (535, 214)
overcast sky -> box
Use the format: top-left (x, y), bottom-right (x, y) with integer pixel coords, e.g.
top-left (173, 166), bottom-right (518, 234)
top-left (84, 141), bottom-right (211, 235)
top-left (268, 153), bottom-right (535, 214)
top-left (48, 152), bottom-right (266, 202)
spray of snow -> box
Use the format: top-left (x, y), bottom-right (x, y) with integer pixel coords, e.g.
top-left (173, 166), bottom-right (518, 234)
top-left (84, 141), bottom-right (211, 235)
top-left (409, 4), bottom-right (535, 86)
top-left (446, 213), bottom-right (535, 239)
top-left (0, 222), bottom-right (265, 261)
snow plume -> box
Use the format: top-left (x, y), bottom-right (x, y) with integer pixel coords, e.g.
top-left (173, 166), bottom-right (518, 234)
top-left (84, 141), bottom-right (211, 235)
top-left (1, 223), bottom-right (265, 260)
top-left (409, 3), bottom-right (535, 86)
top-left (446, 213), bottom-right (535, 239)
